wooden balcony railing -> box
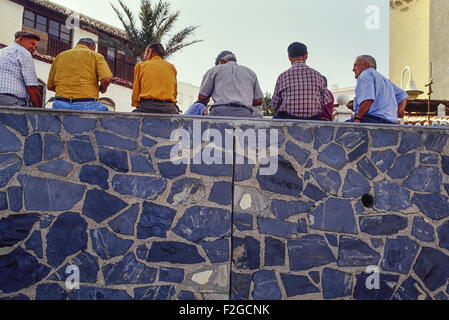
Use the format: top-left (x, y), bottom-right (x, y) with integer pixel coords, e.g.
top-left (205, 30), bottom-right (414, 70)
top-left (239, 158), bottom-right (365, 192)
top-left (105, 57), bottom-right (134, 83)
top-left (47, 36), bottom-right (71, 58)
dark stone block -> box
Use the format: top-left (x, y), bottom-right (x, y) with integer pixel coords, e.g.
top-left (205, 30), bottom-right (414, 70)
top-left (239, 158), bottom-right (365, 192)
top-left (0, 154), bottom-right (22, 188)
top-left (392, 277), bottom-right (431, 300)
top-left (46, 212), bottom-right (87, 267)
top-left (82, 189), bottom-right (128, 223)
top-left (130, 152), bottom-right (154, 173)
top-left (258, 217), bottom-right (298, 238)
top-left (91, 228), bottom-right (133, 259)
top-left (398, 131), bottom-right (422, 154)
top-left (303, 183), bottom-right (326, 201)
top-left (108, 203), bottom-right (139, 236)
top-left (0, 192), bottom-right (6, 211)
top-left (7, 186), bottom-right (22, 212)
top-left (0, 122), bottom-right (21, 153)
top-left (305, 159), bottom-right (313, 168)
top-left (371, 130), bottom-right (398, 148)
top-left (374, 180), bottom-right (412, 211)
top-left (357, 157), bottom-right (378, 180)
top-left (158, 162), bottom-right (187, 179)
top-left (68, 135), bottom-right (96, 164)
top-left (360, 215), bottom-right (408, 235)
top-left (314, 126), bottom-right (334, 150)
top-left (437, 221), bottom-right (449, 251)
top-left (174, 206), bottom-right (231, 242)
top-left (95, 130), bottom-right (137, 150)
top-left (342, 169), bottom-right (370, 198)
top-left (338, 236), bottom-right (381, 267)
top-left (412, 217), bottom-right (435, 242)
top-left (0, 247), bottom-right (50, 293)
top-left (51, 252), bottom-right (99, 284)
top-left (252, 270), bottom-right (282, 300)
top-left (322, 268), bottom-right (353, 299)
top-left (79, 165), bottom-right (109, 190)
top-left (141, 136), bottom-right (157, 148)
top-left (63, 115), bottom-right (96, 134)
top-left (40, 214), bottom-right (54, 229)
top-left (201, 238), bottom-right (229, 263)
top-left (147, 242), bottom-right (205, 264)
top-left (159, 267), bottom-right (184, 283)
top-left (142, 118), bottom-right (180, 139)
top-left (36, 284), bottom-right (67, 300)
top-left (134, 285), bottom-right (175, 300)
top-left (44, 135), bottom-right (64, 160)
top-left (136, 245), bottom-right (148, 260)
top-left (288, 126), bottom-right (313, 143)
top-left (100, 117), bottom-right (140, 138)
top-left (235, 160), bottom-right (255, 182)
top-left (304, 171), bottom-right (310, 180)
top-left (371, 238), bottom-right (384, 248)
top-left (234, 213), bottom-right (253, 231)
top-left (155, 145), bottom-right (176, 159)
top-left (0, 113), bottom-right (28, 136)
top-left (288, 235), bottom-right (336, 271)
top-left (443, 156), bottom-right (449, 176)
top-left (311, 168), bottom-right (341, 194)
top-left (413, 247), bottom-right (449, 291)
top-left (371, 150), bottom-right (396, 172)
top-left (38, 160), bottom-right (73, 177)
top-left (265, 237), bottom-right (285, 266)
top-left (137, 202), bottom-right (176, 239)
top-left (325, 234), bottom-right (338, 247)
top-left (231, 273), bottom-right (251, 300)
top-left (348, 142), bottom-right (368, 163)
top-left (25, 230), bottom-right (43, 259)
top-left (233, 236), bottom-right (260, 270)
top-left (19, 175), bottom-right (85, 211)
top-left (354, 273), bottom-right (399, 300)
top-left (271, 200), bottom-right (313, 220)
top-left (336, 127), bottom-right (368, 150)
top-left (190, 151), bottom-right (233, 177)
top-left (435, 292), bottom-right (449, 300)
top-left (387, 153), bottom-right (416, 179)
top-left (0, 213), bottom-right (39, 247)
top-left (317, 143), bottom-right (347, 170)
top-left (381, 236), bottom-right (419, 274)
top-left (425, 132), bottom-right (448, 152)
top-left (403, 167), bottom-right (442, 193)
top-left (0, 294), bottom-right (30, 300)
top-left (412, 193), bottom-right (449, 220)
top-left (103, 253), bottom-right (157, 285)
top-left (355, 201), bottom-right (366, 214)
top-left (29, 114), bottom-right (61, 133)
top-left (286, 141), bottom-right (310, 165)
top-left (24, 133), bottom-right (42, 166)
top-left (98, 147), bottom-right (128, 172)
top-left (309, 271), bottom-right (320, 284)
top-left (297, 219), bottom-right (308, 233)
top-left (420, 153), bottom-right (439, 165)
top-left (69, 286), bottom-right (132, 300)
top-left (178, 291), bottom-right (195, 300)
top-left (112, 174), bottom-right (167, 200)
top-left (281, 273), bottom-right (320, 297)
top-left (167, 178), bottom-right (205, 205)
top-left (309, 198), bottom-right (357, 234)
top-left (209, 181), bottom-right (232, 205)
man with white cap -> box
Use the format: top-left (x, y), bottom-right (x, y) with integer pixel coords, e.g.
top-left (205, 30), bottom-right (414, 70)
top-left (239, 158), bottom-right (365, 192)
top-left (198, 51), bottom-right (263, 117)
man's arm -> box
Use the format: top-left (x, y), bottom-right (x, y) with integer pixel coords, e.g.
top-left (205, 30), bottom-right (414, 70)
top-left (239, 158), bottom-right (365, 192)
top-left (47, 59), bottom-right (56, 92)
top-left (398, 98), bottom-right (407, 118)
top-left (26, 86), bottom-right (42, 108)
top-left (96, 54), bottom-right (113, 94)
top-left (354, 99), bottom-right (374, 123)
top-left (252, 98), bottom-right (262, 106)
top-left (271, 78), bottom-right (283, 113)
top-left (131, 64), bottom-right (141, 107)
top-left (99, 77), bottom-right (111, 94)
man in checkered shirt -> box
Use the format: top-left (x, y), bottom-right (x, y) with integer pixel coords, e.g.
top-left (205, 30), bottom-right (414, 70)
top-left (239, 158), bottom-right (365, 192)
top-left (272, 42), bottom-right (332, 120)
top-left (0, 31), bottom-right (42, 108)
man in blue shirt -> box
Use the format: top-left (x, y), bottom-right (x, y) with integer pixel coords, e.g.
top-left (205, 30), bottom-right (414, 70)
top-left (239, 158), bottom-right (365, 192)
top-left (350, 55), bottom-right (408, 124)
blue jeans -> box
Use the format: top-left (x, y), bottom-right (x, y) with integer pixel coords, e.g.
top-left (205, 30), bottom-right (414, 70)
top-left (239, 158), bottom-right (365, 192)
top-left (346, 114), bottom-right (396, 124)
top-left (52, 99), bottom-right (109, 111)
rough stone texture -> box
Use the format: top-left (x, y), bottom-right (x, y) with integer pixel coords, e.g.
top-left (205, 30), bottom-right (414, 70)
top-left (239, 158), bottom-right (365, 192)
top-left (286, 141), bottom-right (311, 165)
top-left (167, 178), bottom-right (206, 205)
top-left (44, 134), bottom-right (64, 160)
top-left (103, 253), bottom-right (157, 285)
top-left (82, 189), bottom-right (128, 223)
top-left (387, 154), bottom-right (416, 179)
top-left (64, 115), bottom-right (96, 134)
top-left (392, 277), bottom-right (430, 300)
top-left (79, 165), bottom-right (109, 190)
top-left (412, 194), bottom-right (449, 220)
top-left (288, 235), bottom-right (336, 271)
top-left (29, 114), bottom-right (61, 133)
top-left (280, 273), bottom-right (320, 297)
top-left (147, 242), bottom-right (205, 264)
top-left (342, 169), bottom-right (370, 198)
top-left (202, 239), bottom-right (229, 263)
top-left (0, 122), bottom-right (22, 152)
top-left (412, 217), bottom-right (435, 242)
top-left (338, 236), bottom-right (381, 267)
top-left (38, 160), bottom-right (73, 177)
top-left (100, 117), bottom-right (140, 138)
top-left (99, 147), bottom-right (128, 172)
top-left (7, 186), bottom-right (22, 212)
top-left (258, 216), bottom-right (298, 238)
top-left (51, 252), bottom-right (99, 284)
top-left (137, 202), bottom-right (176, 239)
top-left (108, 203), bottom-right (140, 236)
top-left (398, 132), bottom-right (422, 154)
top-left (208, 181), bottom-right (232, 205)
top-left (371, 150), bottom-right (396, 172)
top-left (0, 154), bottom-right (22, 188)
top-left (265, 237), bottom-right (285, 266)
top-left (271, 200), bottom-right (313, 220)
top-left (252, 270), bottom-right (282, 300)
top-left (231, 273), bottom-right (251, 300)
top-left (68, 135), bottom-right (96, 164)
top-left (309, 198), bottom-right (357, 234)
top-left (371, 130), bottom-right (398, 147)
top-left (354, 273), bottom-right (399, 300)
top-left (95, 130), bottom-right (137, 150)
top-left (318, 143), bottom-right (348, 169)
top-left (311, 168), bottom-right (341, 194)
top-left (413, 247), bottom-right (449, 291)
top-left (357, 157), bottom-right (378, 180)
top-left (233, 236), bottom-right (260, 270)
top-left (24, 133), bottom-right (43, 166)
top-left (112, 174), bottom-right (167, 200)
top-left (91, 228), bottom-right (133, 259)
top-left (322, 268), bottom-right (353, 299)
top-left (359, 215), bottom-right (408, 236)
top-left (381, 236), bottom-right (419, 274)
top-left (425, 132), bottom-right (448, 152)
top-left (0, 213), bottom-right (39, 247)
top-left (375, 181), bottom-right (412, 211)
top-left (403, 166), bottom-right (442, 193)
top-left (0, 113), bottom-right (28, 136)
top-left (437, 221), bottom-right (449, 251)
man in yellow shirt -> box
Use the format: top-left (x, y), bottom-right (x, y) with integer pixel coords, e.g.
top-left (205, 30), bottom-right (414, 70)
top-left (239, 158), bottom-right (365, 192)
top-left (132, 43), bottom-right (179, 114)
top-left (47, 38), bottom-right (113, 111)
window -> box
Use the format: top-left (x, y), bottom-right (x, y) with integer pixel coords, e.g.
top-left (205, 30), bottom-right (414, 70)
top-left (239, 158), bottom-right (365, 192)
top-left (107, 48), bottom-right (116, 60)
top-left (24, 10), bottom-right (35, 28)
top-left (49, 20), bottom-right (59, 38)
top-left (36, 15), bottom-right (47, 32)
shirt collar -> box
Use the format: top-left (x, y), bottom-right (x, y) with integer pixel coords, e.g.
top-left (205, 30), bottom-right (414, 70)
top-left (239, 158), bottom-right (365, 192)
top-left (150, 56), bottom-right (163, 61)
top-left (75, 44), bottom-right (89, 50)
top-left (292, 60), bottom-right (306, 67)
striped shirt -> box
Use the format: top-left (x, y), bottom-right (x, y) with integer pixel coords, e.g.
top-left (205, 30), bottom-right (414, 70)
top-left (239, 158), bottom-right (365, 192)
top-left (272, 61), bottom-right (332, 118)
top-left (0, 43), bottom-right (39, 99)
top-left (200, 61), bottom-right (263, 109)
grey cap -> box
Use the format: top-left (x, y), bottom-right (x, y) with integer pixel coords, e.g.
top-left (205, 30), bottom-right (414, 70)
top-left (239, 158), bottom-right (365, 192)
top-left (15, 31), bottom-right (41, 41)
top-left (215, 50), bottom-right (236, 65)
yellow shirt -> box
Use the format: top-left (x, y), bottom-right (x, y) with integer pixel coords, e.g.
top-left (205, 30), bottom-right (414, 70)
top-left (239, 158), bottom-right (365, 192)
top-left (132, 56), bottom-right (177, 107)
top-left (47, 44), bottom-right (113, 99)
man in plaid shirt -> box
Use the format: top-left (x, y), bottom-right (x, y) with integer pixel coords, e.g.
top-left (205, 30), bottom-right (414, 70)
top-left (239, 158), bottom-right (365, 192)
top-left (272, 42), bottom-right (332, 120)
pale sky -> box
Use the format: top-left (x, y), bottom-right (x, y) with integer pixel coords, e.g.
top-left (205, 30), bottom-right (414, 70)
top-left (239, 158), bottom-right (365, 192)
top-left (51, 0), bottom-right (390, 93)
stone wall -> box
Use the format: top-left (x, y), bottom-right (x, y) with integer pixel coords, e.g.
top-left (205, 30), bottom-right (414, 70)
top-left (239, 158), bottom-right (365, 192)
top-left (0, 106), bottom-right (449, 300)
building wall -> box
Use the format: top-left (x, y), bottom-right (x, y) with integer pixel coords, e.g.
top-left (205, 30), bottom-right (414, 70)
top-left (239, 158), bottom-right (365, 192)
top-left (177, 82), bottom-right (200, 113)
top-left (72, 28), bottom-right (98, 50)
top-left (390, 0), bottom-right (430, 98)
top-left (0, 0), bottom-right (24, 46)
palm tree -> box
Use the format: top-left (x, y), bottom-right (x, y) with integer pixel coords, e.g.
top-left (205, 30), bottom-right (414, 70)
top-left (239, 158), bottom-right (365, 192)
top-left (110, 0), bottom-right (202, 61)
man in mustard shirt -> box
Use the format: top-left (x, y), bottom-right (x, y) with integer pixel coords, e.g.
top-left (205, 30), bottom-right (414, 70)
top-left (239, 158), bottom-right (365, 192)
top-left (47, 38), bottom-right (113, 111)
top-left (132, 43), bottom-right (179, 114)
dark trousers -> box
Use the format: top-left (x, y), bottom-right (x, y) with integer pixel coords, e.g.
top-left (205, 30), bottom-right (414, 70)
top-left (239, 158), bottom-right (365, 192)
top-left (134, 100), bottom-right (180, 114)
top-left (347, 114), bottom-right (396, 124)
top-left (0, 94), bottom-right (30, 107)
top-left (274, 111), bottom-right (321, 121)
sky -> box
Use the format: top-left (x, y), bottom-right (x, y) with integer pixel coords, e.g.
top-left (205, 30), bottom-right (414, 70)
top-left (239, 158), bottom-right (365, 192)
top-left (51, 0), bottom-right (390, 94)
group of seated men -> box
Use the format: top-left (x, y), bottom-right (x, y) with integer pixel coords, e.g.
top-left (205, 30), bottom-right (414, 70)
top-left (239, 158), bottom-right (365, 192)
top-left (0, 31), bottom-right (407, 124)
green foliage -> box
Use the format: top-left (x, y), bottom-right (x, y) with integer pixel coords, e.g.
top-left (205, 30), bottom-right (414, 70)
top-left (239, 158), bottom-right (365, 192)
top-left (263, 92), bottom-right (276, 117)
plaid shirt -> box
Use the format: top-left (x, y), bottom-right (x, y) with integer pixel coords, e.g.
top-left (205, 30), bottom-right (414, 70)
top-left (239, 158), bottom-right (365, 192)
top-left (272, 61), bottom-right (332, 118)
top-left (0, 43), bottom-right (39, 99)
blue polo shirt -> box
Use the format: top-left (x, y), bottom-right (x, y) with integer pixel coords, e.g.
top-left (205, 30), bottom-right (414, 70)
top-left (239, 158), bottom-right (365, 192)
top-left (354, 68), bottom-right (408, 123)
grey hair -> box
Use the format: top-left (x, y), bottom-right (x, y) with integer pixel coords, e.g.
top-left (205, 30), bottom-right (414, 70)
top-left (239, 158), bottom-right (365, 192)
top-left (78, 38), bottom-right (96, 48)
top-left (357, 55), bottom-right (377, 70)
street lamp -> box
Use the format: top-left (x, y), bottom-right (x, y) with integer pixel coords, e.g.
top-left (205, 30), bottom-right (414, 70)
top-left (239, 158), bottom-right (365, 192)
top-left (401, 66), bottom-right (424, 100)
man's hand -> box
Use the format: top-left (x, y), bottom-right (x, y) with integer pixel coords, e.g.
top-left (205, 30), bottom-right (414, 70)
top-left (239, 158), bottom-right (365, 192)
top-left (398, 98), bottom-right (407, 118)
top-left (252, 98), bottom-right (263, 107)
top-left (26, 86), bottom-right (42, 108)
top-left (99, 77), bottom-right (112, 94)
